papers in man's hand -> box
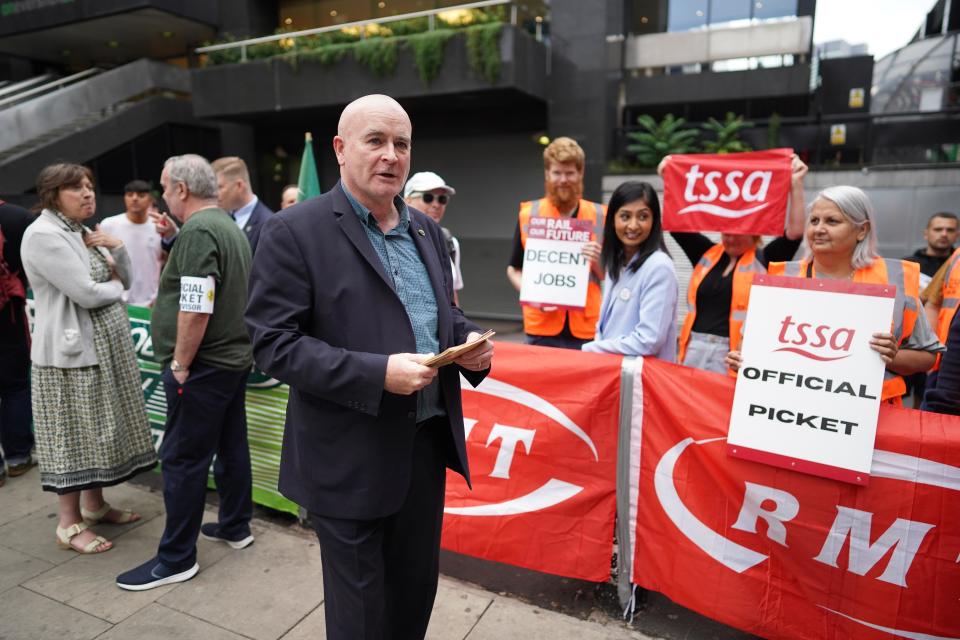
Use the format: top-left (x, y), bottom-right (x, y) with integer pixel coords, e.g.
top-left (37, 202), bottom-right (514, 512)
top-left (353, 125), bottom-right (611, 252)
top-left (423, 330), bottom-right (495, 368)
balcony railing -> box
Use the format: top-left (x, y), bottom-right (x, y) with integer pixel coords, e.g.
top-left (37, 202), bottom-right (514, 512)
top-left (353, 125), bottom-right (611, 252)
top-left (195, 0), bottom-right (543, 63)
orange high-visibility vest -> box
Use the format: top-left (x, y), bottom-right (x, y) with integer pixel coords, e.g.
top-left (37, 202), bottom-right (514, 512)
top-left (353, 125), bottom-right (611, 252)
top-left (678, 244), bottom-right (764, 370)
top-left (517, 198), bottom-right (606, 339)
top-left (768, 257), bottom-right (920, 405)
top-left (933, 247), bottom-right (960, 371)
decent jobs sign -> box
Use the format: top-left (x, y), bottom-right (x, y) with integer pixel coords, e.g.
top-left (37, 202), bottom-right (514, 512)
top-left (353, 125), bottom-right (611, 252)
top-left (520, 217), bottom-right (593, 309)
top-left (727, 275), bottom-right (894, 485)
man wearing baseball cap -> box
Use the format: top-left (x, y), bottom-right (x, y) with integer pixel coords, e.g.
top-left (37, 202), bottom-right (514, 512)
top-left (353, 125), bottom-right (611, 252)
top-left (405, 171), bottom-right (463, 304)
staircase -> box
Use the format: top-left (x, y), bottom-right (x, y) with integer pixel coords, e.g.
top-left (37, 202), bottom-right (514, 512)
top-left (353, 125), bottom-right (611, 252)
top-left (0, 60), bottom-right (192, 193)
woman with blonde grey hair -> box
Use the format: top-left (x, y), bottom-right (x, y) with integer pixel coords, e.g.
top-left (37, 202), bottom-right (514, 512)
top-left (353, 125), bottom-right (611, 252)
top-left (727, 185), bottom-right (942, 405)
top-left (21, 163), bottom-right (157, 554)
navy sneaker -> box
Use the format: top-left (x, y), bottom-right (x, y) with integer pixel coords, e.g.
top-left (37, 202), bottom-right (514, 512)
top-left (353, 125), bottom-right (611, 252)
top-left (116, 556), bottom-right (198, 591)
top-left (200, 522), bottom-right (255, 550)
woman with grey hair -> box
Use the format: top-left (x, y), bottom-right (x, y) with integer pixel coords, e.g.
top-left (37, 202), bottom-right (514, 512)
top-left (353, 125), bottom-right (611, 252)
top-left (727, 185), bottom-right (942, 405)
top-left (21, 163), bottom-right (157, 554)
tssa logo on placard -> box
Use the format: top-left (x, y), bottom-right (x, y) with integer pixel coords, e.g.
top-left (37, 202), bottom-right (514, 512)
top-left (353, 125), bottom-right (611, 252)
top-left (679, 164), bottom-right (773, 218)
top-left (774, 315), bottom-right (855, 361)
top-left (445, 375), bottom-right (598, 517)
top-left (654, 436), bottom-right (959, 639)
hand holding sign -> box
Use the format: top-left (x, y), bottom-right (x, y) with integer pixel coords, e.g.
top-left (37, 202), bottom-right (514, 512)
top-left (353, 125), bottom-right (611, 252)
top-left (662, 149), bottom-right (794, 235)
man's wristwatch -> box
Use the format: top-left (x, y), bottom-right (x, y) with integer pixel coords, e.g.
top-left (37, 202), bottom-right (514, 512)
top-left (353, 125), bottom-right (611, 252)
top-left (170, 359), bottom-right (188, 373)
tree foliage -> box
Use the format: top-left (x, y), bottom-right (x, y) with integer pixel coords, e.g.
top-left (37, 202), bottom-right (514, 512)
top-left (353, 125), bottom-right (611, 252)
top-left (701, 112), bottom-right (754, 154)
top-left (626, 114), bottom-right (700, 168)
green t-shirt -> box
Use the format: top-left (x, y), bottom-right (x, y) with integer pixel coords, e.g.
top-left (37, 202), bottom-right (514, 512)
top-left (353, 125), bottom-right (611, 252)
top-left (151, 207), bottom-right (253, 371)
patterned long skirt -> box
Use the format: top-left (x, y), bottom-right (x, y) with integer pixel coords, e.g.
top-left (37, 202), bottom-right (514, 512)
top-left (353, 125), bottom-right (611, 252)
top-left (33, 282), bottom-right (157, 493)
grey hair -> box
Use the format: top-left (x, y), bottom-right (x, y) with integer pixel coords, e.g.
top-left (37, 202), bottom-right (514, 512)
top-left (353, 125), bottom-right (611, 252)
top-left (806, 185), bottom-right (879, 270)
top-left (164, 154), bottom-right (217, 200)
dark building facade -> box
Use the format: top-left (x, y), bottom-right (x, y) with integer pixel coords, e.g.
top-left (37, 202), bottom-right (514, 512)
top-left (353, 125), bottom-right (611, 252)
top-left (1, 0), bottom-right (957, 316)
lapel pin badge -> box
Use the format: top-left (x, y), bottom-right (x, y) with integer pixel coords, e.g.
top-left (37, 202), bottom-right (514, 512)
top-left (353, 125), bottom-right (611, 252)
top-left (417, 228), bottom-right (425, 236)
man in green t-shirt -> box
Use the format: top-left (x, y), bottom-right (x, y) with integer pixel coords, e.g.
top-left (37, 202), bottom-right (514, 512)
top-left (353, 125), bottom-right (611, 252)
top-left (118, 154), bottom-right (254, 592)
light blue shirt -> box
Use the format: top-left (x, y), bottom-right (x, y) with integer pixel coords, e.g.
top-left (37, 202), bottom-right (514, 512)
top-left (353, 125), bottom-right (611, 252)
top-left (231, 195), bottom-right (258, 230)
top-left (582, 250), bottom-right (678, 361)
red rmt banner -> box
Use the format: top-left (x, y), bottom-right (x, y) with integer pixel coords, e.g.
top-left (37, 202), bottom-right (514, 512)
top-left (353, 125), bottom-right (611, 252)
top-left (442, 342), bottom-right (621, 582)
top-left (662, 148), bottom-right (793, 235)
top-left (629, 357), bottom-right (960, 640)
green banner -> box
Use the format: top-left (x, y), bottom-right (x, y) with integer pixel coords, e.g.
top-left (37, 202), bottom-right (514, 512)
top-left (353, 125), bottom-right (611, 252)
top-left (126, 305), bottom-right (298, 516)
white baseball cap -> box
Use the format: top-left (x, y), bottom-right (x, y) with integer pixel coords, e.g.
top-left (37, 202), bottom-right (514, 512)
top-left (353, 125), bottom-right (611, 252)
top-left (404, 171), bottom-right (456, 198)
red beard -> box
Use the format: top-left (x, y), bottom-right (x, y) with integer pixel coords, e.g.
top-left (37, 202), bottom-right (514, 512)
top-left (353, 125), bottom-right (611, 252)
top-left (545, 179), bottom-right (583, 214)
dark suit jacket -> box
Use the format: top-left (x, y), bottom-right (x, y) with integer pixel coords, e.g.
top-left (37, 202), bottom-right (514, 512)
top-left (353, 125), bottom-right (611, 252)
top-left (242, 199), bottom-right (273, 254)
top-left (245, 182), bottom-right (485, 519)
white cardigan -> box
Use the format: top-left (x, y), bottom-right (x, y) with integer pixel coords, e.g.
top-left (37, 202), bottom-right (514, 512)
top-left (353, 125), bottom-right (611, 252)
top-left (21, 209), bottom-right (132, 368)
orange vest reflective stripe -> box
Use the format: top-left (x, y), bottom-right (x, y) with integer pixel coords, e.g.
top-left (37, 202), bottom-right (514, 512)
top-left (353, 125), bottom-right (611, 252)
top-left (678, 244), bottom-right (764, 372)
top-left (933, 247), bottom-right (960, 371)
top-left (768, 257), bottom-right (920, 405)
top-left (517, 198), bottom-right (606, 339)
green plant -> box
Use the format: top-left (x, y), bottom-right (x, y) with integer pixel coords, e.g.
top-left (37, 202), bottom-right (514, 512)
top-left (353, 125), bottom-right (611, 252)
top-left (626, 114), bottom-right (700, 167)
top-left (767, 112), bottom-right (781, 149)
top-left (406, 29), bottom-right (456, 85)
top-left (701, 112), bottom-right (754, 153)
top-left (388, 17), bottom-right (430, 36)
top-left (465, 22), bottom-right (502, 83)
top-left (352, 37), bottom-right (399, 77)
top-left (296, 42), bottom-right (351, 66)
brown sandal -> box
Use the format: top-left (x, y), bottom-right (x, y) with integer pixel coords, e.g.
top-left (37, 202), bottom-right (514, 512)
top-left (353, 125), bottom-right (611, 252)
top-left (56, 522), bottom-right (111, 554)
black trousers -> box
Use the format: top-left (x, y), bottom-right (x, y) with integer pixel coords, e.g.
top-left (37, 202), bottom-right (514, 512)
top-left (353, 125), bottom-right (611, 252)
top-left (310, 417), bottom-right (448, 640)
top-left (158, 363), bottom-right (252, 570)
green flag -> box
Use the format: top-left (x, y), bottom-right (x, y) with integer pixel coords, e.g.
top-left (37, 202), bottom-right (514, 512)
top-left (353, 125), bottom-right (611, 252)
top-left (297, 132), bottom-right (321, 202)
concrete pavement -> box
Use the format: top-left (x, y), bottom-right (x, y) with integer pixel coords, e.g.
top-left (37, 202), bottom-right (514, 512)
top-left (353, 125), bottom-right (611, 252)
top-left (0, 465), bottom-right (656, 640)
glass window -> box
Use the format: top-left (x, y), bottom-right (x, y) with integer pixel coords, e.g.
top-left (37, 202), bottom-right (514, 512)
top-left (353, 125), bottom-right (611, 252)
top-left (752, 0), bottom-right (797, 20)
top-left (668, 0), bottom-right (708, 31)
top-left (709, 0), bottom-right (750, 26)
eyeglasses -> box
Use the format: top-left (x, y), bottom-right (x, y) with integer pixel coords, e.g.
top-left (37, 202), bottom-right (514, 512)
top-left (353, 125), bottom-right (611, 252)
top-left (411, 192), bottom-right (449, 205)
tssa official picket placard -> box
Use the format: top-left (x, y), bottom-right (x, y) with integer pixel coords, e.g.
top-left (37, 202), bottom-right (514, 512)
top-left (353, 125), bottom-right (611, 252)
top-left (520, 217), bottom-right (593, 309)
top-left (662, 148), bottom-right (793, 235)
top-left (727, 275), bottom-right (895, 484)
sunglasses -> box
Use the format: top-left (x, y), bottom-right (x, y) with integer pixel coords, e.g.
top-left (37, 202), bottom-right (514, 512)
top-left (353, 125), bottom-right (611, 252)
top-left (412, 192), bottom-right (449, 205)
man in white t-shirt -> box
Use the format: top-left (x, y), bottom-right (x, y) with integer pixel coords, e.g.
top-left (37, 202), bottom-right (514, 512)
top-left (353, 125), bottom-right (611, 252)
top-left (404, 171), bottom-right (463, 303)
top-left (99, 180), bottom-right (165, 306)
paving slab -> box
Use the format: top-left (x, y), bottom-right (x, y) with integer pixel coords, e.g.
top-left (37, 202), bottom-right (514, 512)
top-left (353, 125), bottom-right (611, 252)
top-left (159, 527), bottom-right (324, 640)
top-left (25, 516), bottom-right (168, 623)
top-left (279, 577), bottom-right (496, 640)
top-left (466, 598), bottom-right (653, 640)
top-left (0, 466), bottom-right (54, 527)
top-left (0, 586), bottom-right (111, 640)
top-left (0, 479), bottom-right (162, 565)
top-left (426, 579), bottom-right (495, 640)
top-left (94, 602), bottom-right (250, 640)
top-left (278, 604), bottom-right (325, 640)
top-left (0, 543), bottom-right (55, 596)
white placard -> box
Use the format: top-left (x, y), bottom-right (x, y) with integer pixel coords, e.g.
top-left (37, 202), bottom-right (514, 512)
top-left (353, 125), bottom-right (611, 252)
top-left (179, 275), bottom-right (215, 314)
top-left (519, 217), bottom-right (593, 309)
top-left (727, 275), bottom-right (896, 485)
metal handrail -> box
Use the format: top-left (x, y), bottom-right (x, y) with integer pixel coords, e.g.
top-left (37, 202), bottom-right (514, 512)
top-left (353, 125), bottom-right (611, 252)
top-left (195, 0), bottom-right (517, 61)
top-left (0, 68), bottom-right (102, 110)
top-left (0, 74), bottom-right (55, 100)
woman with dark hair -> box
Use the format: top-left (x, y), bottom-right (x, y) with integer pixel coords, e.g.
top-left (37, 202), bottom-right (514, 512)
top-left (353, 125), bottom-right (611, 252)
top-left (20, 163), bottom-right (156, 554)
top-left (659, 154), bottom-right (808, 374)
top-left (582, 181), bottom-right (678, 359)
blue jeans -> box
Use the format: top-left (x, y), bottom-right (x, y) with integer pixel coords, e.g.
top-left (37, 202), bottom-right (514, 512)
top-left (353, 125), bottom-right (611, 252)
top-left (0, 385), bottom-right (33, 473)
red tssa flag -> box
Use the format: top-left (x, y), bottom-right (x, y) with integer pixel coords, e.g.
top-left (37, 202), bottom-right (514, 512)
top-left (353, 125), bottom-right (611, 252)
top-left (662, 148), bottom-right (793, 235)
